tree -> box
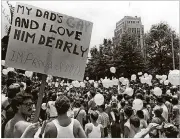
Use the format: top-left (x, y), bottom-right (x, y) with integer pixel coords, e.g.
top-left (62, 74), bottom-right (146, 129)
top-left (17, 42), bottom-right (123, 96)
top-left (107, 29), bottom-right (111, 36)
top-left (145, 22), bottom-right (179, 75)
top-left (113, 33), bottom-right (145, 78)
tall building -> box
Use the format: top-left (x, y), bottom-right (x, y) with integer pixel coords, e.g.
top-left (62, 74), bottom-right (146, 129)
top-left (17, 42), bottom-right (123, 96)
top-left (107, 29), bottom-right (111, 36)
top-left (113, 16), bottom-right (144, 54)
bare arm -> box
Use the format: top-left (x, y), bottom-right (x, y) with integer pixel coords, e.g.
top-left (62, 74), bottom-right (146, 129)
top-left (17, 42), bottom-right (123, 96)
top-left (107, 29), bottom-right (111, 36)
top-left (124, 126), bottom-right (130, 138)
top-left (74, 119), bottom-right (86, 138)
top-left (44, 122), bottom-right (57, 138)
top-left (14, 121), bottom-right (30, 138)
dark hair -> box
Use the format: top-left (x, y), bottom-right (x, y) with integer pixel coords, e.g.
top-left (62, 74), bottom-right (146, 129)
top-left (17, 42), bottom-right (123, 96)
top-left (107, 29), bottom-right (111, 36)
top-left (165, 126), bottom-right (179, 138)
top-left (90, 90), bottom-right (96, 98)
top-left (55, 95), bottom-right (70, 115)
top-left (121, 100), bottom-right (126, 107)
top-left (154, 107), bottom-right (163, 117)
top-left (11, 92), bottom-right (33, 113)
top-left (117, 94), bottom-right (123, 101)
top-left (136, 93), bottom-right (143, 100)
top-left (7, 83), bottom-right (20, 99)
top-left (171, 97), bottom-right (178, 105)
top-left (51, 93), bottom-right (57, 101)
top-left (130, 116), bottom-right (140, 128)
top-left (124, 106), bottom-right (133, 118)
top-left (136, 110), bottom-right (144, 119)
top-left (156, 96), bottom-right (163, 104)
top-left (75, 101), bottom-right (81, 108)
top-left (90, 111), bottom-right (99, 121)
top-left (99, 104), bottom-right (105, 111)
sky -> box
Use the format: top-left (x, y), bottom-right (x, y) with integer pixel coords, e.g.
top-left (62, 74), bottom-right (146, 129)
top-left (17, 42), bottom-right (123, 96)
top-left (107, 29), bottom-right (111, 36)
top-left (8, 1), bottom-right (180, 49)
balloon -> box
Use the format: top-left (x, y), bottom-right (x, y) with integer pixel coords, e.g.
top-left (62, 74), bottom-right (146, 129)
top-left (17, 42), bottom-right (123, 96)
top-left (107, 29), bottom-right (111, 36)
top-left (2, 69), bottom-right (8, 75)
top-left (94, 83), bottom-right (98, 88)
top-left (166, 90), bottom-right (171, 96)
top-left (144, 73), bottom-right (148, 77)
top-left (119, 77), bottom-right (125, 82)
top-left (55, 82), bottom-right (59, 87)
top-left (122, 78), bottom-right (129, 85)
top-left (89, 80), bottom-right (94, 84)
top-left (138, 72), bottom-right (142, 75)
top-left (140, 77), bottom-right (146, 84)
top-left (133, 99), bottom-right (143, 110)
top-left (131, 74), bottom-right (136, 81)
top-left (25, 71), bottom-right (33, 78)
top-left (110, 67), bottom-right (116, 73)
top-left (102, 79), bottom-right (110, 88)
top-left (160, 80), bottom-right (163, 84)
top-left (69, 85), bottom-right (73, 89)
top-left (148, 75), bottom-right (153, 80)
top-left (1, 60), bottom-right (5, 66)
top-left (153, 87), bottom-right (162, 96)
top-left (164, 80), bottom-right (169, 85)
top-left (80, 82), bottom-right (85, 88)
top-left (7, 67), bottom-right (14, 72)
top-left (21, 82), bottom-right (26, 90)
top-left (41, 103), bottom-right (47, 110)
top-left (125, 87), bottom-right (134, 96)
top-left (156, 75), bottom-right (160, 79)
top-left (162, 75), bottom-right (167, 81)
top-left (168, 70), bottom-right (180, 86)
top-left (94, 94), bottom-right (104, 105)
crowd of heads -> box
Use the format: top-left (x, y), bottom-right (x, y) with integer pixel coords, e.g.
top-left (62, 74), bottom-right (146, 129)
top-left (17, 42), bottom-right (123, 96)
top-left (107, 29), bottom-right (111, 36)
top-left (1, 65), bottom-right (180, 138)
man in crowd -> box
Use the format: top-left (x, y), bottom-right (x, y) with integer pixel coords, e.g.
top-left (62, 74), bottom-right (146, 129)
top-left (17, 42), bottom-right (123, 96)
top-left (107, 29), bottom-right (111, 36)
top-left (44, 95), bottom-right (86, 138)
top-left (4, 92), bottom-right (36, 138)
top-left (97, 104), bottom-right (110, 138)
top-left (85, 111), bottom-right (104, 138)
top-left (73, 101), bottom-right (86, 129)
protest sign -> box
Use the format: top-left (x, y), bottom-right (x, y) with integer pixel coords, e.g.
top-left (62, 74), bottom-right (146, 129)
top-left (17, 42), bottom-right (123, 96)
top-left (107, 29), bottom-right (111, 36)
top-left (5, 2), bottom-right (93, 81)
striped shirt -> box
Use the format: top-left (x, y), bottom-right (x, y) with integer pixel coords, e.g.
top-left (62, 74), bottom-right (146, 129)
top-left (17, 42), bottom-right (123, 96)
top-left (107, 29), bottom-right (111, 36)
top-left (97, 112), bottom-right (110, 128)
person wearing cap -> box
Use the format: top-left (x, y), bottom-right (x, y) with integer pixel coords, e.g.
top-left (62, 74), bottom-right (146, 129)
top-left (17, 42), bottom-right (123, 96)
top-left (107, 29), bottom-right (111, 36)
top-left (85, 111), bottom-right (104, 138)
top-left (4, 91), bottom-right (36, 138)
top-left (44, 95), bottom-right (86, 138)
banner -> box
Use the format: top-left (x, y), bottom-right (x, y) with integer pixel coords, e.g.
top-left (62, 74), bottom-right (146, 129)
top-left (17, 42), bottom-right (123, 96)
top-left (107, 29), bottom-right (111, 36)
top-left (5, 3), bottom-right (93, 81)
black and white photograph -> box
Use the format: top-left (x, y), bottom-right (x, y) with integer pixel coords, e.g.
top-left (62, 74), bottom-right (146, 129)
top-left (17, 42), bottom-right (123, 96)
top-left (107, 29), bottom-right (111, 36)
top-left (1, 0), bottom-right (180, 138)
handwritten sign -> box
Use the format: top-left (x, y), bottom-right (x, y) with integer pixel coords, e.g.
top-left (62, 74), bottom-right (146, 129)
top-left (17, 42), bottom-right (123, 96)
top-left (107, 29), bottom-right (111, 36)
top-left (5, 3), bottom-right (93, 81)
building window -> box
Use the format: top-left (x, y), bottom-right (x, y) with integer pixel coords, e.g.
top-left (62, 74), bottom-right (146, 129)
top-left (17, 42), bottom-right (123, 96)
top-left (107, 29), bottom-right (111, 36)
top-left (137, 28), bottom-right (140, 34)
top-left (133, 21), bottom-right (135, 23)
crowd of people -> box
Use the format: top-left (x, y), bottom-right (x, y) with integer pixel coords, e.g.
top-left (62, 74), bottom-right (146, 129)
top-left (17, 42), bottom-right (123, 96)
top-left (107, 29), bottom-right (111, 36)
top-left (1, 65), bottom-right (180, 138)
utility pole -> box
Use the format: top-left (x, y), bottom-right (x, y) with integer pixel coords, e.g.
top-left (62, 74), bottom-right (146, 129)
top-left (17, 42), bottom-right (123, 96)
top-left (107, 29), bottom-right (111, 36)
top-left (171, 33), bottom-right (175, 70)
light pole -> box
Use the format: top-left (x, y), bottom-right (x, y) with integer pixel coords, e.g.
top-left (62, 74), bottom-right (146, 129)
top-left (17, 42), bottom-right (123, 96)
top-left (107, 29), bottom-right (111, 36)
top-left (171, 32), bottom-right (175, 70)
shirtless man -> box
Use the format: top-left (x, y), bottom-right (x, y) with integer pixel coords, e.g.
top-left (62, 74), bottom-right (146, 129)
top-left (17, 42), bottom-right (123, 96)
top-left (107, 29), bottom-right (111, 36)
top-left (4, 92), bottom-right (36, 138)
top-left (44, 95), bottom-right (86, 138)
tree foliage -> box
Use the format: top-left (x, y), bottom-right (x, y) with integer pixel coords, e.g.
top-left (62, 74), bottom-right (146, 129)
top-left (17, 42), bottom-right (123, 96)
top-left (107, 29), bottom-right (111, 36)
top-left (145, 22), bottom-right (179, 75)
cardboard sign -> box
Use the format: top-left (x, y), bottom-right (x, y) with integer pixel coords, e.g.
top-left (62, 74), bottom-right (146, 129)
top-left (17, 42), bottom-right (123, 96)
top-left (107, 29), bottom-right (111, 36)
top-left (5, 3), bottom-right (93, 81)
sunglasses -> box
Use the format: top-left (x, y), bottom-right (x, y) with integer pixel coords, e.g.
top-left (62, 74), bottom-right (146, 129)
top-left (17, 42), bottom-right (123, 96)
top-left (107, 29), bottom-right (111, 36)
top-left (22, 102), bottom-right (34, 107)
